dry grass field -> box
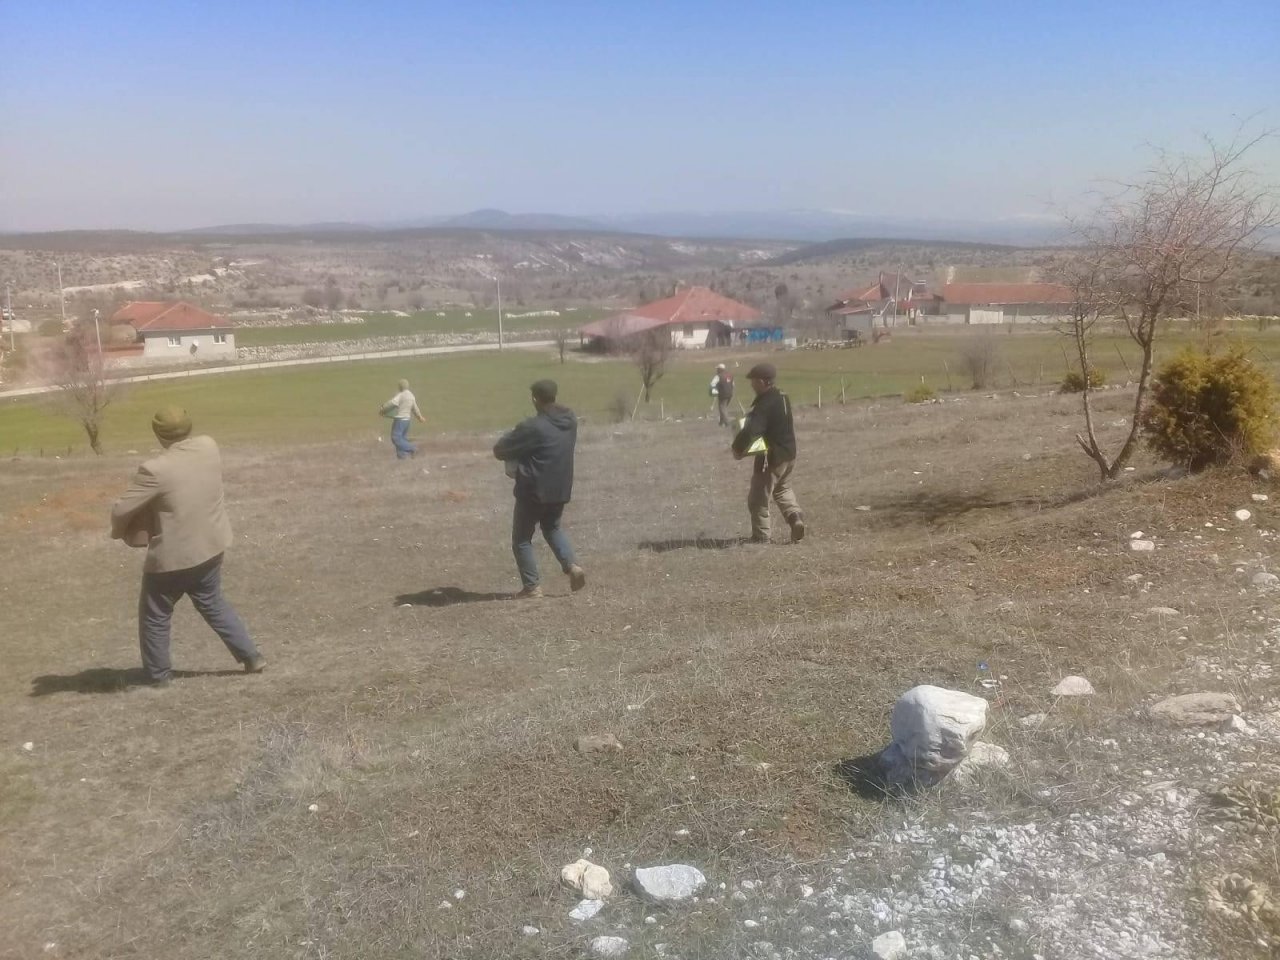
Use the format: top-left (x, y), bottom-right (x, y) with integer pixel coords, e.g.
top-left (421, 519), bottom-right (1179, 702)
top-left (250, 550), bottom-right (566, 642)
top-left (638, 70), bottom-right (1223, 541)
top-left (3, 388), bottom-right (1280, 958)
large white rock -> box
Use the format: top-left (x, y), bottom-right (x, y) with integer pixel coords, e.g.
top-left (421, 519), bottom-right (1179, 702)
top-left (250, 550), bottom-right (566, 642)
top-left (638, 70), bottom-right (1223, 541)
top-left (568, 899), bottom-right (605, 922)
top-left (871, 930), bottom-right (907, 960)
top-left (589, 936), bottom-right (630, 957)
top-left (561, 859), bottom-right (614, 899)
top-left (880, 685), bottom-right (988, 787)
top-left (1150, 692), bottom-right (1242, 726)
top-left (633, 864), bottom-right (707, 902)
top-left (1252, 572), bottom-right (1279, 588)
top-left (1052, 676), bottom-right (1095, 696)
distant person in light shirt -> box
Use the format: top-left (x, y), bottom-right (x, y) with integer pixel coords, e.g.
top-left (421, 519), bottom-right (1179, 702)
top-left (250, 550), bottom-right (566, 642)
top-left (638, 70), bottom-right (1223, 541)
top-left (380, 378), bottom-right (425, 459)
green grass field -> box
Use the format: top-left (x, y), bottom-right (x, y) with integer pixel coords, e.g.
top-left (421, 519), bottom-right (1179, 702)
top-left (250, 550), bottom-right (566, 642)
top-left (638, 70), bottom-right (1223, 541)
top-left (234, 307), bottom-right (611, 347)
top-left (4, 328), bottom-right (1280, 455)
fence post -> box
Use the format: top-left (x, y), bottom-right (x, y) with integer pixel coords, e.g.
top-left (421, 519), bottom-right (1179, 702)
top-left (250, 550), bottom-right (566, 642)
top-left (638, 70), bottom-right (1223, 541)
top-left (840, 378), bottom-right (847, 404)
top-left (817, 385), bottom-right (822, 409)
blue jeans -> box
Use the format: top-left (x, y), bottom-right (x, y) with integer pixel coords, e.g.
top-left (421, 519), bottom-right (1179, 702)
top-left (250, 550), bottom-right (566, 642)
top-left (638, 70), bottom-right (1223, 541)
top-left (390, 418), bottom-right (415, 459)
top-left (512, 498), bottom-right (576, 588)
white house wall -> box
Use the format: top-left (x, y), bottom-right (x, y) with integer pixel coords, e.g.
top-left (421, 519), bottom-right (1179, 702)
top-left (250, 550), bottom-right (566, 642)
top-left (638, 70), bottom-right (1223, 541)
top-left (141, 331), bottom-right (236, 361)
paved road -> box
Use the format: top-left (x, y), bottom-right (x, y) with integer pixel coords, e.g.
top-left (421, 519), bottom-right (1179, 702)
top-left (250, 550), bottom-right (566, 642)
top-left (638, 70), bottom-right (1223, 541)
top-left (0, 340), bottom-right (556, 400)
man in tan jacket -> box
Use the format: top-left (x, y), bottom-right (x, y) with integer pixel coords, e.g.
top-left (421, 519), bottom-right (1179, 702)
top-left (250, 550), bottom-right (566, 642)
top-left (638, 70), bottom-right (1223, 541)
top-left (110, 407), bottom-right (264, 686)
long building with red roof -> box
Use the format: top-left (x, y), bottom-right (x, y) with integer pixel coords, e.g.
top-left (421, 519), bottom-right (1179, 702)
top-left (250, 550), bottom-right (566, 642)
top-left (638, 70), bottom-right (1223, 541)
top-left (580, 285), bottom-right (762, 349)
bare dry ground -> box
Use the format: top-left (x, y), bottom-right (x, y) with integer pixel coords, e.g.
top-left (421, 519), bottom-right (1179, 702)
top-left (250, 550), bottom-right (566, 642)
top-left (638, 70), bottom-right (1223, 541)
top-left (3, 389), bottom-right (1279, 959)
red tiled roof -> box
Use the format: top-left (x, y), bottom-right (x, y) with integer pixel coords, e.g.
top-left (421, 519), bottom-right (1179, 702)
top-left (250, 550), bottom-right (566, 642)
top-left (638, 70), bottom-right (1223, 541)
top-left (581, 286), bottom-right (761, 337)
top-left (941, 283), bottom-right (1073, 306)
top-left (108, 301), bottom-right (232, 332)
top-left (578, 314), bottom-right (667, 338)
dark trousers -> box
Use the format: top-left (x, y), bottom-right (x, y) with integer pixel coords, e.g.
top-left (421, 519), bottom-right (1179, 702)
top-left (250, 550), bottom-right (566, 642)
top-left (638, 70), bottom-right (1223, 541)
top-left (512, 498), bottom-right (576, 588)
top-left (139, 553), bottom-right (258, 681)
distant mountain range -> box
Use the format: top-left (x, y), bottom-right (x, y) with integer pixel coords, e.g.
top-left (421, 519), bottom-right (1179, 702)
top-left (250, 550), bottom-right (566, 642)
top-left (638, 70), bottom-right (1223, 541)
top-left (180, 208), bottom-right (1070, 246)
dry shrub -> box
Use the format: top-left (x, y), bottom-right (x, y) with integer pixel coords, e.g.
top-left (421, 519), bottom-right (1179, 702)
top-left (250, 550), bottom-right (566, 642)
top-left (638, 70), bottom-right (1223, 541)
top-left (1141, 348), bottom-right (1277, 470)
top-left (904, 382), bottom-right (937, 404)
top-left (959, 335), bottom-right (1000, 390)
top-left (1059, 368), bottom-right (1107, 393)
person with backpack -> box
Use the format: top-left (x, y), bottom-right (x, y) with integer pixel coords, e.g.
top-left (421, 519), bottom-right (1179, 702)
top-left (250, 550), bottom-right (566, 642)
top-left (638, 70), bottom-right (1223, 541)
top-left (710, 363), bottom-right (735, 427)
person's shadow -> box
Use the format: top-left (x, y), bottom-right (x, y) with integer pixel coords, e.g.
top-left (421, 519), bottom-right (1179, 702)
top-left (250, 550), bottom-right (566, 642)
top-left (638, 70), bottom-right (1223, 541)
top-left (30, 667), bottom-right (243, 696)
top-left (637, 536), bottom-right (748, 553)
top-left (394, 587), bottom-right (513, 608)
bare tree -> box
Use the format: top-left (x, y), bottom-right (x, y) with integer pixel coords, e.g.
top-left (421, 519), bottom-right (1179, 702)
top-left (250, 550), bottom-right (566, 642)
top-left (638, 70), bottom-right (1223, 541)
top-left (631, 329), bottom-right (670, 402)
top-left (1066, 131), bottom-right (1279, 480)
top-left (554, 328), bottom-right (571, 364)
top-left (41, 336), bottom-right (117, 454)
top-left (1058, 249), bottom-right (1111, 469)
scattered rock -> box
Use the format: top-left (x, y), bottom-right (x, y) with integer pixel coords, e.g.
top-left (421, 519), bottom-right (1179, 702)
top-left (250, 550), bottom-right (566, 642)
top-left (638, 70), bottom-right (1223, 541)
top-left (855, 505), bottom-right (871, 511)
top-left (21, 741), bottom-right (33, 752)
top-left (1146, 606), bottom-right (1180, 616)
top-left (1129, 539), bottom-right (1156, 552)
top-left (575, 733), bottom-right (623, 754)
top-left (1252, 493), bottom-right (1269, 502)
top-left (568, 899), bottom-right (605, 922)
top-left (520, 925), bottom-right (540, 936)
top-left (1252, 572), bottom-right (1279, 588)
top-left (951, 741), bottom-right (1011, 783)
top-left (1051, 676), bottom-right (1095, 697)
top-left (1235, 509), bottom-right (1252, 521)
top-left (561, 859), bottom-right (614, 900)
top-left (1150, 692), bottom-right (1242, 726)
top-left (871, 930), bottom-right (907, 960)
top-left (1019, 712), bottom-right (1048, 728)
top-left (307, 803), bottom-right (319, 813)
top-left (878, 685), bottom-right (988, 788)
top-left (633, 864), bottom-right (707, 903)
top-left (1130, 530), bottom-right (1145, 539)
top-left (589, 935), bottom-right (630, 957)
top-left (1222, 714), bottom-right (1255, 735)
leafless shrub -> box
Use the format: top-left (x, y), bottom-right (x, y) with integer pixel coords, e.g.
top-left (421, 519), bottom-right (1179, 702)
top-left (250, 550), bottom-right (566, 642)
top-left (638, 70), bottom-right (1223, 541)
top-left (38, 335), bottom-right (117, 454)
top-left (1063, 128), bottom-right (1279, 480)
top-left (959, 335), bottom-right (1000, 389)
top-left (630, 329), bottom-right (670, 402)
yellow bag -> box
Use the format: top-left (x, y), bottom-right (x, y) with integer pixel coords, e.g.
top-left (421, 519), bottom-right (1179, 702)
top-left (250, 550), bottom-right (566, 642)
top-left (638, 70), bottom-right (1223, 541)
top-left (735, 418), bottom-right (767, 454)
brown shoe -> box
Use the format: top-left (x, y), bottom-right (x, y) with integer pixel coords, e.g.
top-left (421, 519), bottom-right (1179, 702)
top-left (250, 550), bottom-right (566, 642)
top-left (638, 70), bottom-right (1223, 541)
top-left (244, 655), bottom-right (267, 674)
top-left (567, 565), bottom-right (587, 592)
top-left (515, 585), bottom-right (543, 600)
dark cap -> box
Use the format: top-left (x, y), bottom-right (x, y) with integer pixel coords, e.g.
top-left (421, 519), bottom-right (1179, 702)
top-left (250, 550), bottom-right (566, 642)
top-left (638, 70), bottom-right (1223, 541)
top-left (746, 363), bottom-right (777, 381)
top-left (531, 379), bottom-right (558, 403)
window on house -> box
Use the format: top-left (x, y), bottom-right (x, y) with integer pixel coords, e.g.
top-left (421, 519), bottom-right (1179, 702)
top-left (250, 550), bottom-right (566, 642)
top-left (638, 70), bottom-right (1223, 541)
top-left (166, 336), bottom-right (181, 347)
top-left (213, 333), bottom-right (227, 344)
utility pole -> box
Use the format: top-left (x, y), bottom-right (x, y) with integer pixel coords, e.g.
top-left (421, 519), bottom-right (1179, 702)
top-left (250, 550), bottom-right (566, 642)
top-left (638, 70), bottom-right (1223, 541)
top-left (494, 275), bottom-right (504, 350)
top-left (92, 308), bottom-right (103, 362)
top-left (57, 262), bottom-right (67, 327)
top-left (5, 285), bottom-right (13, 350)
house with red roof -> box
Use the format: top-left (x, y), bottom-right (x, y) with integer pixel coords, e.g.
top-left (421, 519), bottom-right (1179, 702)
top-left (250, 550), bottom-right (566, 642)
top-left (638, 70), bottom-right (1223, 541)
top-left (938, 283), bottom-right (1073, 324)
top-left (106, 301), bottom-right (236, 362)
top-left (826, 272), bottom-right (939, 334)
top-left (580, 285), bottom-right (762, 349)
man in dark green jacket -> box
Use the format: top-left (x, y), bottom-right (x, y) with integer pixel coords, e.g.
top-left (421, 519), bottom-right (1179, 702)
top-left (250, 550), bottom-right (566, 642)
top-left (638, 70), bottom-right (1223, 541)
top-left (732, 363), bottom-right (805, 543)
top-left (493, 379), bottom-right (587, 598)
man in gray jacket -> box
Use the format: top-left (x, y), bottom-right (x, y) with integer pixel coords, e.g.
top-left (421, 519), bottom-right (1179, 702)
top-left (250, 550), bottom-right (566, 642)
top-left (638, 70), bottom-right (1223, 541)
top-left (493, 380), bottom-right (586, 599)
top-left (110, 407), bottom-right (265, 686)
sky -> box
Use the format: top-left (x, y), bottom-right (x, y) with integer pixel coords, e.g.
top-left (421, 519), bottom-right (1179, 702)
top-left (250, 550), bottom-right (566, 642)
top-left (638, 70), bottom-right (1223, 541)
top-left (2, 0), bottom-right (1278, 231)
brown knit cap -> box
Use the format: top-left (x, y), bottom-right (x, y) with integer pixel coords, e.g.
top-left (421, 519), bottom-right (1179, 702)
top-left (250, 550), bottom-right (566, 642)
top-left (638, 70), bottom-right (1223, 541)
top-left (151, 406), bottom-right (192, 443)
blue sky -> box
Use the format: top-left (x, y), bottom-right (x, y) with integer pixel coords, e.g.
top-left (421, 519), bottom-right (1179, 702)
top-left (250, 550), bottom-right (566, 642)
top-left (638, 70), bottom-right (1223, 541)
top-left (1, 0), bottom-right (1277, 231)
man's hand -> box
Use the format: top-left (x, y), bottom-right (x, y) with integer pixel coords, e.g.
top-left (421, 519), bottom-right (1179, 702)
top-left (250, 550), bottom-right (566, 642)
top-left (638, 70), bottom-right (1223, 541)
top-left (733, 450), bottom-right (745, 461)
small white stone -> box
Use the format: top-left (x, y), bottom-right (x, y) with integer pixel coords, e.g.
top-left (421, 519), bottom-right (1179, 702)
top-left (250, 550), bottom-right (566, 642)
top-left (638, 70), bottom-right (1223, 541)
top-left (1252, 493), bottom-right (1269, 502)
top-left (21, 741), bottom-right (34, 752)
top-left (1051, 676), bottom-right (1095, 696)
top-left (871, 930), bottom-right (907, 960)
top-left (800, 884), bottom-right (815, 898)
top-left (634, 864), bottom-right (707, 902)
top-left (521, 925), bottom-right (540, 936)
top-left (743, 919), bottom-right (760, 929)
top-left (1129, 539), bottom-right (1155, 552)
top-left (1146, 606), bottom-right (1180, 616)
top-left (644, 915), bottom-right (657, 925)
top-left (589, 935), bottom-right (630, 958)
top-left (453, 888), bottom-right (465, 900)
top-left (569, 899), bottom-right (605, 922)
top-left (437, 900), bottom-right (452, 910)
top-left (1019, 712), bottom-right (1047, 728)
top-left (1222, 714), bottom-right (1254, 735)
top-left (855, 505), bottom-right (871, 511)
top-left (1130, 531), bottom-right (1144, 539)
top-left (1235, 509), bottom-right (1252, 521)
top-left (307, 803), bottom-right (319, 813)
